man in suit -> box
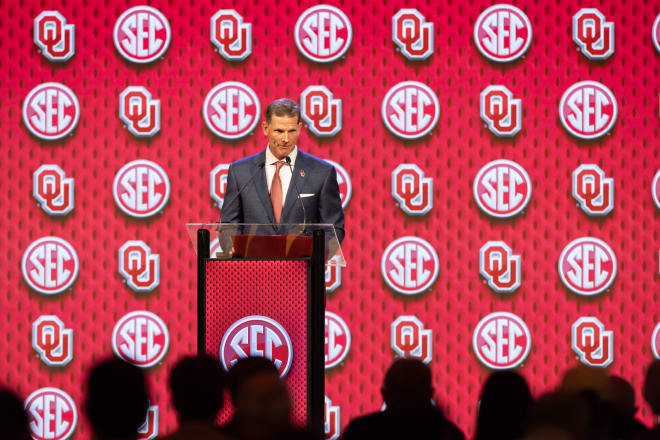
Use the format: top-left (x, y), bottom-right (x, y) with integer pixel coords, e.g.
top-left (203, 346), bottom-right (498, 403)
top-left (221, 98), bottom-right (345, 244)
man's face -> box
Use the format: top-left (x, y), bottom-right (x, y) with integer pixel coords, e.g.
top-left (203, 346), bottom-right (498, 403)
top-left (263, 115), bottom-right (302, 160)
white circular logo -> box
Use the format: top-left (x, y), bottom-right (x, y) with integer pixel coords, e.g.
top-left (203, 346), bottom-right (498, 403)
top-left (22, 237), bottom-right (79, 295)
top-left (381, 236), bottom-right (439, 295)
top-left (382, 81), bottom-right (440, 139)
top-left (473, 312), bottom-right (531, 369)
top-left (325, 311), bottom-right (351, 369)
top-left (203, 81), bottom-right (261, 139)
top-left (113, 6), bottom-right (171, 63)
top-left (25, 387), bottom-right (78, 440)
top-left (294, 5), bottom-right (352, 63)
top-left (558, 237), bottom-right (617, 296)
top-left (112, 310), bottom-right (170, 368)
top-left (651, 169), bottom-right (660, 210)
top-left (559, 81), bottom-right (617, 139)
top-left (473, 4), bottom-right (532, 62)
top-left (23, 82), bottom-right (80, 140)
top-left (473, 159), bottom-right (532, 218)
top-left (113, 160), bottom-right (171, 218)
top-left (324, 159), bottom-right (352, 209)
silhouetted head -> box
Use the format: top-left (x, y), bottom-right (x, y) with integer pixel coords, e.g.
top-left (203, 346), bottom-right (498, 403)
top-left (380, 358), bottom-right (433, 411)
top-left (475, 370), bottom-right (532, 440)
top-left (608, 375), bottom-right (637, 417)
top-left (643, 359), bottom-right (660, 414)
top-left (0, 387), bottom-right (31, 440)
top-left (561, 365), bottom-right (611, 401)
top-left (227, 356), bottom-right (279, 406)
top-left (85, 358), bottom-right (149, 440)
top-left (528, 391), bottom-right (590, 440)
top-left (169, 354), bottom-right (225, 422)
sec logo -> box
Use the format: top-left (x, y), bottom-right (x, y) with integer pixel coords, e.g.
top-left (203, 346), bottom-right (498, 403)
top-left (113, 6), bottom-right (171, 63)
top-left (559, 81), bottom-right (617, 139)
top-left (473, 159), bottom-right (532, 218)
top-left (32, 315), bottom-right (74, 367)
top-left (652, 169), bottom-right (660, 210)
top-left (325, 311), bottom-right (351, 369)
top-left (324, 396), bottom-right (341, 440)
top-left (118, 241), bottom-right (160, 292)
top-left (392, 164), bottom-right (433, 216)
top-left (572, 8), bottom-right (614, 60)
top-left (112, 311), bottom-right (170, 368)
top-left (220, 315), bottom-right (293, 377)
top-left (113, 160), bottom-right (170, 218)
top-left (479, 241), bottom-right (521, 294)
top-left (25, 387), bottom-right (77, 440)
top-left (137, 404), bottom-right (158, 440)
top-left (210, 164), bottom-right (230, 208)
top-left (324, 160), bottom-right (352, 209)
top-left (295, 5), bottom-right (352, 63)
top-left (392, 9), bottom-right (434, 60)
top-left (203, 81), bottom-right (260, 139)
top-left (22, 237), bottom-right (79, 295)
top-left (572, 164), bottom-right (614, 216)
top-left (391, 316), bottom-right (432, 364)
top-left (33, 165), bottom-right (74, 216)
top-left (473, 312), bottom-right (531, 370)
top-left (301, 85), bottom-right (342, 137)
top-left (558, 237), bottom-right (617, 296)
top-left (381, 236), bottom-right (439, 295)
top-left (119, 86), bottom-right (161, 137)
top-left (325, 255), bottom-right (342, 293)
top-left (23, 82), bottom-right (80, 141)
top-left (211, 9), bottom-right (252, 61)
top-left (474, 4), bottom-right (532, 63)
top-left (382, 81), bottom-right (440, 139)
top-left (654, 15), bottom-right (660, 53)
top-left (480, 85), bottom-right (521, 137)
top-left (571, 317), bottom-right (613, 367)
top-left (652, 322), bottom-right (660, 359)
top-left (33, 11), bottom-right (75, 62)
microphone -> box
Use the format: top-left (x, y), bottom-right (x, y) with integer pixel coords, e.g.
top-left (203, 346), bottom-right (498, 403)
top-left (220, 162), bottom-right (265, 221)
top-left (285, 156), bottom-right (307, 226)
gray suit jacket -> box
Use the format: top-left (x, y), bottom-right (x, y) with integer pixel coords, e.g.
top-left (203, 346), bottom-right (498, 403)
top-left (221, 149), bottom-right (345, 243)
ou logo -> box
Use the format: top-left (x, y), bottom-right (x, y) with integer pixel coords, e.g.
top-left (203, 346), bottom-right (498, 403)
top-left (324, 160), bottom-right (352, 209)
top-left (480, 85), bottom-right (522, 137)
top-left (119, 86), bottom-right (161, 137)
top-left (118, 241), bottom-right (160, 292)
top-left (211, 9), bottom-right (252, 61)
top-left (113, 6), bottom-right (171, 63)
top-left (325, 311), bottom-right (351, 369)
top-left (203, 81), bottom-right (261, 139)
top-left (325, 257), bottom-right (342, 293)
top-left (32, 315), bottom-right (74, 367)
top-left (473, 312), bottom-right (531, 369)
top-left (392, 164), bottom-right (433, 216)
top-left (295, 5), bottom-right (352, 63)
top-left (572, 8), bottom-right (614, 60)
top-left (137, 405), bottom-right (159, 440)
top-left (22, 237), bottom-right (79, 295)
top-left (391, 316), bottom-right (433, 364)
top-left (112, 311), bottom-right (170, 368)
top-left (558, 237), bottom-right (617, 296)
top-left (559, 81), bottom-right (617, 139)
top-left (33, 165), bottom-right (74, 216)
top-left (324, 396), bottom-right (341, 440)
top-left (25, 388), bottom-right (78, 440)
top-left (473, 4), bottom-right (532, 63)
top-left (210, 164), bottom-right (230, 208)
top-left (392, 9), bottom-right (434, 60)
top-left (113, 160), bottom-right (171, 218)
top-left (23, 82), bottom-right (80, 141)
top-left (572, 317), bottom-right (613, 367)
top-left (301, 85), bottom-right (342, 137)
top-left (473, 159), bottom-right (532, 218)
top-left (220, 316), bottom-right (293, 377)
top-left (33, 11), bottom-right (75, 62)
top-left (572, 164), bottom-right (614, 216)
top-left (479, 241), bottom-right (521, 294)
top-left (381, 237), bottom-right (439, 295)
top-left (382, 81), bottom-right (440, 139)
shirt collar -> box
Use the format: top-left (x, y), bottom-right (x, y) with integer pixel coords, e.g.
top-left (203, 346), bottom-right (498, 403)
top-left (265, 145), bottom-right (298, 166)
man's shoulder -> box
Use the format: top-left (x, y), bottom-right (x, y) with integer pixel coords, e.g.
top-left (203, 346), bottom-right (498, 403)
top-left (229, 151), bottom-right (263, 171)
top-left (297, 150), bottom-right (334, 172)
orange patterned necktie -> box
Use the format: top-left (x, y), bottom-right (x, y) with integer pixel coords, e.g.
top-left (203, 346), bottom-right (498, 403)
top-left (270, 161), bottom-right (285, 223)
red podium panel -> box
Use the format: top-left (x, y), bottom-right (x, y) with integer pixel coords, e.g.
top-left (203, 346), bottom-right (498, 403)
top-left (204, 259), bottom-right (309, 425)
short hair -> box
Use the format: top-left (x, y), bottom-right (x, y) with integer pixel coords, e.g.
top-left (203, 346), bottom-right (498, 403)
top-left (265, 98), bottom-right (300, 123)
top-left (227, 356), bottom-right (279, 401)
top-left (169, 355), bottom-right (225, 421)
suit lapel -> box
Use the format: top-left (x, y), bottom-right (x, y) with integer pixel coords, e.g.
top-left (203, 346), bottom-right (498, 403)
top-left (251, 152), bottom-right (276, 224)
top-left (281, 151), bottom-right (309, 223)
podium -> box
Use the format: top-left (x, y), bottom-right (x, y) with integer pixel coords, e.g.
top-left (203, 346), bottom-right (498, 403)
top-left (187, 223), bottom-right (345, 433)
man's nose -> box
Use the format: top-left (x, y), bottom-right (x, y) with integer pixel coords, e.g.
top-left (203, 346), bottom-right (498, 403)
top-left (283, 132), bottom-right (289, 142)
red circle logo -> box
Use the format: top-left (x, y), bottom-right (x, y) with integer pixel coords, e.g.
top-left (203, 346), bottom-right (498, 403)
top-left (219, 315), bottom-right (293, 377)
top-left (22, 237), bottom-right (79, 295)
top-left (473, 159), bottom-right (532, 218)
top-left (325, 311), bottom-right (351, 369)
top-left (473, 312), bottom-right (531, 369)
top-left (558, 237), bottom-right (617, 296)
top-left (23, 83), bottom-right (79, 140)
top-left (382, 81), bottom-right (440, 139)
top-left (112, 311), bottom-right (170, 368)
top-left (203, 82), bottom-right (261, 139)
top-left (559, 81), bottom-right (617, 139)
top-left (474, 4), bottom-right (532, 62)
top-left (25, 387), bottom-right (77, 440)
top-left (381, 236), bottom-right (439, 295)
top-left (113, 160), bottom-right (170, 218)
top-left (324, 160), bottom-right (352, 209)
top-left (113, 6), bottom-right (171, 63)
top-left (294, 5), bottom-right (352, 63)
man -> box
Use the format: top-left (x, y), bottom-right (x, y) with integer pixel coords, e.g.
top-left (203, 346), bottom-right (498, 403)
top-left (221, 98), bottom-right (345, 244)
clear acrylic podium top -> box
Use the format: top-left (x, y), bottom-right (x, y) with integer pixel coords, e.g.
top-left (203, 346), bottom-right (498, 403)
top-left (186, 223), bottom-right (346, 267)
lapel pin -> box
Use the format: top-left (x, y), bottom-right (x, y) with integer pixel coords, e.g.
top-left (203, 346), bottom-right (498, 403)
top-left (300, 169), bottom-right (306, 177)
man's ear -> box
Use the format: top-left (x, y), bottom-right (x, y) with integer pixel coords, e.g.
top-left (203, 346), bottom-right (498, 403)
top-left (262, 121), bottom-right (269, 136)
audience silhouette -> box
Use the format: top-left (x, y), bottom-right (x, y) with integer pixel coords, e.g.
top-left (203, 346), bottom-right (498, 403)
top-left (636, 359), bottom-right (660, 440)
top-left (0, 387), bottom-right (31, 440)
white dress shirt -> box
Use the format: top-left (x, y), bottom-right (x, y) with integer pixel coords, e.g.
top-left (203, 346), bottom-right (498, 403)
top-left (265, 145), bottom-right (298, 209)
